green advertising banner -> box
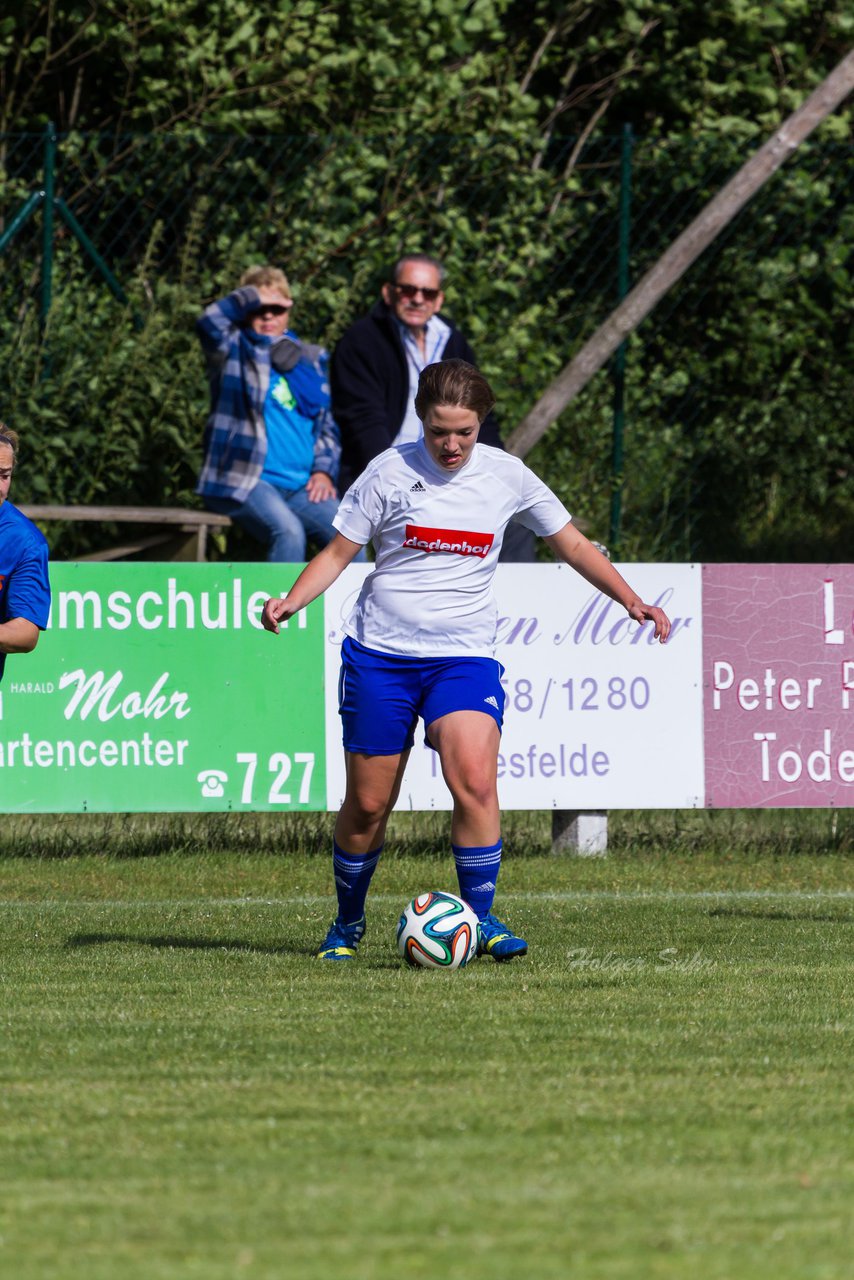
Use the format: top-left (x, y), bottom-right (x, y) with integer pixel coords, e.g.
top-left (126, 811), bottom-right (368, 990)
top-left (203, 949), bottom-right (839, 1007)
top-left (0, 564), bottom-right (327, 813)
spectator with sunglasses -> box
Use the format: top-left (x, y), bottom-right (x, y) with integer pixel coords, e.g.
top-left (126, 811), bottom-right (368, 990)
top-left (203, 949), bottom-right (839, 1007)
top-left (330, 253), bottom-right (535, 562)
top-left (196, 264), bottom-right (344, 562)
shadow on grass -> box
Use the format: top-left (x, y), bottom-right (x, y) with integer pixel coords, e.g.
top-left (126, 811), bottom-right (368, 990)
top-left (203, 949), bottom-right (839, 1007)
top-left (65, 930), bottom-right (313, 957)
top-left (706, 907), bottom-right (854, 924)
top-left (63, 931), bottom-right (404, 969)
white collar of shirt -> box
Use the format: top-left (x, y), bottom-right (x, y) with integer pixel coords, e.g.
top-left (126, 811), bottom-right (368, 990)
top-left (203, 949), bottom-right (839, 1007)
top-left (393, 315), bottom-right (452, 447)
top-left (397, 314), bottom-right (451, 369)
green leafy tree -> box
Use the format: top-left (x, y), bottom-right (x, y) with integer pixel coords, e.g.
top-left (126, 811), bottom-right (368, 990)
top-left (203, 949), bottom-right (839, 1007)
top-left (0, 0), bottom-right (851, 559)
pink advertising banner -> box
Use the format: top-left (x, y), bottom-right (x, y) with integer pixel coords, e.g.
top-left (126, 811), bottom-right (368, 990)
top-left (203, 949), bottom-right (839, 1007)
top-left (703, 564), bottom-right (854, 807)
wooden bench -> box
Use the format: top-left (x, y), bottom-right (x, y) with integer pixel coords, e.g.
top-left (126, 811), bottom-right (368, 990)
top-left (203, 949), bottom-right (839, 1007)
top-left (19, 505), bottom-right (232, 562)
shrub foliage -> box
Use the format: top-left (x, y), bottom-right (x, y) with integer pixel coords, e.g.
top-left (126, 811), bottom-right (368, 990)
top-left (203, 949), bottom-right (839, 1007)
top-left (0, 1), bottom-right (851, 560)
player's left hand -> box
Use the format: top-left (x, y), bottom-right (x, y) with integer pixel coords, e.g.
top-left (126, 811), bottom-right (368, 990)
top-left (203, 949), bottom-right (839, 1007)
top-left (307, 472), bottom-right (336, 503)
top-left (627, 602), bottom-right (671, 643)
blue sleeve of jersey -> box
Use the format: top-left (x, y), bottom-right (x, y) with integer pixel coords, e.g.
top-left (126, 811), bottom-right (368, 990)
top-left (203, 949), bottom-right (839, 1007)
top-left (6, 538), bottom-right (51, 629)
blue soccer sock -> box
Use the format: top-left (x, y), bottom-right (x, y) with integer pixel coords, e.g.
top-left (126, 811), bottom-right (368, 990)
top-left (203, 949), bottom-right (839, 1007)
top-left (453, 840), bottom-right (502, 920)
top-left (332, 840), bottom-right (382, 925)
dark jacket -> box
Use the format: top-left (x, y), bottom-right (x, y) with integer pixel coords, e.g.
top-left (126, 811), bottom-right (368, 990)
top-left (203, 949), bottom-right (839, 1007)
top-left (330, 299), bottom-right (504, 492)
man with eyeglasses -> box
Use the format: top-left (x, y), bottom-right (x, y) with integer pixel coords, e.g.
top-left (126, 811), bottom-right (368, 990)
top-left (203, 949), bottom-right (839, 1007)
top-left (196, 264), bottom-right (344, 562)
top-left (331, 253), bottom-right (535, 562)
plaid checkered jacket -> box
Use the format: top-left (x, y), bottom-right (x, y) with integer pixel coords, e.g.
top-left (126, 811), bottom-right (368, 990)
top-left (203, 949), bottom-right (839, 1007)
top-left (195, 286), bottom-right (341, 502)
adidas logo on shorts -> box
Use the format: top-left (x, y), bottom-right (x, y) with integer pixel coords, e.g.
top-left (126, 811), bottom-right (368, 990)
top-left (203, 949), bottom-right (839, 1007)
top-left (484, 695), bottom-right (499, 709)
top-left (410, 480), bottom-right (426, 493)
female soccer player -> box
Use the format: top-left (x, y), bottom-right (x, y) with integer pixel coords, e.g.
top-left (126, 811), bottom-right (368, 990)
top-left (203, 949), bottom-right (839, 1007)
top-left (262, 360), bottom-right (670, 961)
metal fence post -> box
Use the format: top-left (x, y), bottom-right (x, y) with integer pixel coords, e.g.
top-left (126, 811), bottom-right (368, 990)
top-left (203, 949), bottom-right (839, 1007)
top-left (55, 197), bottom-right (136, 318)
top-left (41, 121), bottom-right (56, 334)
top-left (39, 121), bottom-right (58, 379)
top-left (0, 192), bottom-right (43, 255)
top-left (0, 121), bottom-right (139, 365)
top-left (608, 122), bottom-right (633, 554)
top-left (551, 124), bottom-right (633, 859)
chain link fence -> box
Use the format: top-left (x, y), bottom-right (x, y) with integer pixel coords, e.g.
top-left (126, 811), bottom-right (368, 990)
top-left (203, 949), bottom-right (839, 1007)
top-left (1, 125), bottom-right (851, 560)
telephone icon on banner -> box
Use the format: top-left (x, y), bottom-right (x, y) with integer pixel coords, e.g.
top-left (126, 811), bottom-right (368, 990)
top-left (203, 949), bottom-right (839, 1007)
top-left (197, 769), bottom-right (228, 799)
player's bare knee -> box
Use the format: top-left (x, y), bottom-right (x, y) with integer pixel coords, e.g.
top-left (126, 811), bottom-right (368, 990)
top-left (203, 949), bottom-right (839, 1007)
top-left (346, 789), bottom-right (391, 828)
top-left (445, 772), bottom-right (495, 813)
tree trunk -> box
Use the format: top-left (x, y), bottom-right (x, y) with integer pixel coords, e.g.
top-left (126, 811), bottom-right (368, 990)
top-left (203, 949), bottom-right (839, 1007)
top-left (505, 47), bottom-right (854, 458)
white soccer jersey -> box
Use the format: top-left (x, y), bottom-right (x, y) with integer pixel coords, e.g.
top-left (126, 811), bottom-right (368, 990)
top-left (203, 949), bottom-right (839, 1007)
top-left (333, 440), bottom-right (571, 657)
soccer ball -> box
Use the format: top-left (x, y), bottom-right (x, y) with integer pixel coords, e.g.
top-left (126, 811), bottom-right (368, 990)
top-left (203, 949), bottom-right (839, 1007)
top-left (397, 891), bottom-right (480, 969)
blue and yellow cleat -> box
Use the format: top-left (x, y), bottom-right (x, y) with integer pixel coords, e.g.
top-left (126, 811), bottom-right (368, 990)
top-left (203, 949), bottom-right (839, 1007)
top-left (477, 912), bottom-right (527, 961)
top-left (316, 916), bottom-right (366, 961)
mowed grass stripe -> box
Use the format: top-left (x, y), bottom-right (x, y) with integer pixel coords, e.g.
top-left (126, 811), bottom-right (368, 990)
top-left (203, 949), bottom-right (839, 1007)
top-left (2, 887), bottom-right (854, 908)
top-left (1, 846), bottom-right (852, 1280)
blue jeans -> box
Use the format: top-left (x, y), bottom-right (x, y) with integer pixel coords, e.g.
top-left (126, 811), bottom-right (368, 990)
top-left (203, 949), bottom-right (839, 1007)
top-left (207, 479), bottom-right (353, 563)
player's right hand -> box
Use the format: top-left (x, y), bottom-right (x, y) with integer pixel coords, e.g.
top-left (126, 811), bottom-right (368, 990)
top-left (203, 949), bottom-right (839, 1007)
top-left (261, 596), bottom-right (291, 634)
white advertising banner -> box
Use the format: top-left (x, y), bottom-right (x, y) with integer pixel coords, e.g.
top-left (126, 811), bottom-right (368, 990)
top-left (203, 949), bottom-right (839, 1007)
top-left (324, 563), bottom-right (704, 811)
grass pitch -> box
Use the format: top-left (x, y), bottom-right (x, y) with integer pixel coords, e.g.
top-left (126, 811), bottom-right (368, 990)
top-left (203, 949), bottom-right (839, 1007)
top-left (1, 811), bottom-right (852, 1279)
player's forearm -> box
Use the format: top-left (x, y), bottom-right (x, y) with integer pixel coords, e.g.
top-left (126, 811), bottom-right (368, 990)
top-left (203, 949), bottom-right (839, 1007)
top-left (262, 536), bottom-right (363, 634)
top-left (0, 617), bottom-right (41, 655)
top-left (545, 526), bottom-right (640, 612)
top-left (574, 544), bottom-right (641, 610)
top-left (282, 537), bottom-right (362, 614)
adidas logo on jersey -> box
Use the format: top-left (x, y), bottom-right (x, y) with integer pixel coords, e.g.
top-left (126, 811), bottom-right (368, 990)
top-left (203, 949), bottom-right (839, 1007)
top-left (410, 480), bottom-right (426, 493)
top-left (484, 695), bottom-right (499, 709)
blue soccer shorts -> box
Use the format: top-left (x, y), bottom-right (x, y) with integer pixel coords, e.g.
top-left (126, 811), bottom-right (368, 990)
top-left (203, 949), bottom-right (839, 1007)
top-left (338, 636), bottom-right (506, 755)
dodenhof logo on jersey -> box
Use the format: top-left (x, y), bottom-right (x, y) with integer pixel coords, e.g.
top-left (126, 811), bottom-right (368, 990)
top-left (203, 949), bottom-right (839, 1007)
top-left (402, 524), bottom-right (494, 557)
